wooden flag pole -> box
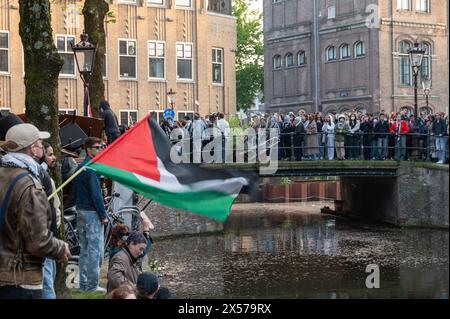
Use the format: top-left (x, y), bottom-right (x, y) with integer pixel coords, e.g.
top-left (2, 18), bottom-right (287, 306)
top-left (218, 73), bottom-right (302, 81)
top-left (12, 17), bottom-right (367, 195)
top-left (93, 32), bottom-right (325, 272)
top-left (48, 166), bottom-right (86, 201)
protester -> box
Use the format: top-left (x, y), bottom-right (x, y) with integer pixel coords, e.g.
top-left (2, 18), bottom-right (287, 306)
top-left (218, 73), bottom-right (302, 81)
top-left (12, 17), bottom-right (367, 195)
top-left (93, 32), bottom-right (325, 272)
top-left (100, 101), bottom-right (121, 145)
top-left (323, 114), bottom-right (335, 160)
top-left (0, 124), bottom-right (70, 299)
top-left (106, 285), bottom-right (136, 299)
top-left (431, 112), bottom-right (447, 164)
top-left (334, 115), bottom-right (349, 160)
top-left (74, 137), bottom-right (109, 292)
top-left (390, 114), bottom-right (409, 161)
top-left (136, 272), bottom-right (171, 299)
top-left (374, 113), bottom-right (390, 160)
top-left (41, 142), bottom-right (63, 299)
top-left (107, 231), bottom-right (148, 293)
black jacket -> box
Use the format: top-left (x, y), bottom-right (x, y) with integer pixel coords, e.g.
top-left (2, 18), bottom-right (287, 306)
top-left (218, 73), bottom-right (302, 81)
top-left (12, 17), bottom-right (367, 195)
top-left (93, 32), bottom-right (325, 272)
top-left (374, 120), bottom-right (390, 138)
top-left (432, 119), bottom-right (447, 136)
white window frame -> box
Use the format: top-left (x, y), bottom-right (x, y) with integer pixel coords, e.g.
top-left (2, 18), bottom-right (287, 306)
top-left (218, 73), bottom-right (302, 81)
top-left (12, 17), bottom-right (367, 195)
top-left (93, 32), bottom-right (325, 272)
top-left (0, 107), bottom-right (11, 114)
top-left (0, 30), bottom-right (10, 75)
top-left (340, 44), bottom-right (350, 59)
top-left (285, 53), bottom-right (294, 67)
top-left (416, 0), bottom-right (430, 12)
top-left (212, 48), bottom-right (223, 84)
top-left (56, 34), bottom-right (76, 77)
top-left (148, 0), bottom-right (164, 5)
top-left (327, 6), bottom-right (336, 19)
top-left (148, 40), bottom-right (166, 81)
top-left (176, 42), bottom-right (194, 82)
top-left (149, 110), bottom-right (164, 124)
top-left (119, 109), bottom-right (139, 126)
top-left (177, 111), bottom-right (195, 121)
top-left (59, 108), bottom-right (77, 115)
top-left (176, 0), bottom-right (191, 7)
top-left (118, 38), bottom-right (137, 80)
top-left (297, 51), bottom-right (306, 66)
top-left (397, 0), bottom-right (411, 10)
top-left (118, 0), bottom-right (137, 4)
top-left (354, 41), bottom-right (365, 57)
top-left (326, 46), bottom-right (336, 61)
top-left (398, 40), bottom-right (412, 86)
top-left (273, 55), bottom-right (282, 69)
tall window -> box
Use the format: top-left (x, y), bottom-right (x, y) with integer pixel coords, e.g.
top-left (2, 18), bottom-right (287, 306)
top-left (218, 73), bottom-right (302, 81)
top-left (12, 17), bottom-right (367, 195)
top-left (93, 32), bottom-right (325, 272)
top-left (328, 6), bottom-right (336, 19)
top-left (285, 53), bottom-right (294, 67)
top-left (297, 51), bottom-right (306, 66)
top-left (326, 46), bottom-right (336, 61)
top-left (119, 39), bottom-right (137, 79)
top-left (177, 43), bottom-right (193, 80)
top-left (120, 110), bottom-right (138, 126)
top-left (273, 55), bottom-right (282, 69)
top-left (355, 41), bottom-right (365, 57)
top-left (148, 41), bottom-right (165, 79)
top-left (176, 0), bottom-right (191, 6)
top-left (397, 0), bottom-right (411, 10)
top-left (416, 0), bottom-right (430, 12)
top-left (178, 111), bottom-right (195, 121)
top-left (118, 0), bottom-right (137, 4)
top-left (150, 110), bottom-right (164, 124)
top-left (0, 32), bottom-right (9, 74)
top-left (57, 35), bottom-right (76, 76)
top-left (212, 48), bottom-right (223, 84)
top-left (420, 42), bottom-right (431, 83)
top-left (340, 44), bottom-right (350, 59)
top-left (399, 40), bottom-right (411, 85)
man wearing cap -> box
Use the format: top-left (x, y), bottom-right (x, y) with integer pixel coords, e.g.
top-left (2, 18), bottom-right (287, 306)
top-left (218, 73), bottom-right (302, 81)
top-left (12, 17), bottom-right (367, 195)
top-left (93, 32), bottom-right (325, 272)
top-left (0, 124), bottom-right (70, 299)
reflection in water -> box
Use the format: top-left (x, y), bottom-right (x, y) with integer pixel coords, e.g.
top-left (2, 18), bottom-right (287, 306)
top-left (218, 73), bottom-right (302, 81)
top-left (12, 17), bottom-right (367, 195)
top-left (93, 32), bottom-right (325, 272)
top-left (148, 207), bottom-right (449, 299)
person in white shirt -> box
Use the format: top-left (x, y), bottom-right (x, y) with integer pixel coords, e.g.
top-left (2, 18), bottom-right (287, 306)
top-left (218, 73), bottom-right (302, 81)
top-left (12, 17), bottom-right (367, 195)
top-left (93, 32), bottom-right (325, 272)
top-left (216, 113), bottom-right (230, 162)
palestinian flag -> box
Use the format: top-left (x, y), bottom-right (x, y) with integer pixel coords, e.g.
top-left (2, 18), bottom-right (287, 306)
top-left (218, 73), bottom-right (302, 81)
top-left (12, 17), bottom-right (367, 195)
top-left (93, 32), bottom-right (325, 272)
top-left (87, 115), bottom-right (249, 221)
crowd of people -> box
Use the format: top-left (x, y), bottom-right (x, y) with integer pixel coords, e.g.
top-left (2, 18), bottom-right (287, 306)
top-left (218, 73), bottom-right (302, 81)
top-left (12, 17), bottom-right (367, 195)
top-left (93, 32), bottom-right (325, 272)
top-left (0, 106), bottom-right (169, 300)
top-left (156, 109), bottom-right (449, 164)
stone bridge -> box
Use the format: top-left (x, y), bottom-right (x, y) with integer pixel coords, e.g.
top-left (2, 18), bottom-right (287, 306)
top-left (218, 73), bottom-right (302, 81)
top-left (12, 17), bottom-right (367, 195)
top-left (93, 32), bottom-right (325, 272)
top-left (205, 161), bottom-right (449, 228)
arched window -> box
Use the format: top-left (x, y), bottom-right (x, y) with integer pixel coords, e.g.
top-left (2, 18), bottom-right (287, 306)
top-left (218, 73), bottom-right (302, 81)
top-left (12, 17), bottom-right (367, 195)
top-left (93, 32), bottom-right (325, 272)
top-left (285, 53), bottom-right (294, 67)
top-left (297, 51), bottom-right (306, 65)
top-left (273, 55), bottom-right (282, 69)
top-left (398, 40), bottom-right (412, 85)
top-left (419, 106), bottom-right (433, 116)
top-left (354, 41), bottom-right (365, 57)
top-left (340, 44), bottom-right (350, 59)
top-left (326, 46), bottom-right (336, 61)
top-left (400, 106), bottom-right (413, 116)
top-left (420, 42), bottom-right (431, 83)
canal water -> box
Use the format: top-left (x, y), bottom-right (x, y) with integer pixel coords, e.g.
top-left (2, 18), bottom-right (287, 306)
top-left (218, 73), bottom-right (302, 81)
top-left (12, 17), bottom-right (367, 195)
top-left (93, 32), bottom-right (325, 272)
top-left (147, 203), bottom-right (449, 299)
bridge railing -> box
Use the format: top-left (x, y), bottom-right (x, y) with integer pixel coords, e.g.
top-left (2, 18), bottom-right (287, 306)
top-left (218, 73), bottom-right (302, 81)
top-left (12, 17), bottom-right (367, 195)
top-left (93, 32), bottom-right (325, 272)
top-left (166, 131), bottom-right (449, 163)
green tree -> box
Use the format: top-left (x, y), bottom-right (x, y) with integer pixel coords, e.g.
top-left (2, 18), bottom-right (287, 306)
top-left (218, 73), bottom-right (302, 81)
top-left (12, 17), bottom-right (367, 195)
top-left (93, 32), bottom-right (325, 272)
top-left (232, 0), bottom-right (264, 111)
top-left (83, 0), bottom-right (110, 118)
top-left (18, 0), bottom-right (69, 298)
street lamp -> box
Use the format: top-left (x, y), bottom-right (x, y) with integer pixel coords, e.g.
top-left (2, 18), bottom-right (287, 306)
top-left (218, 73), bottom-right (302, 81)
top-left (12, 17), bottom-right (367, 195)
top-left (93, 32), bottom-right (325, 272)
top-left (166, 88), bottom-right (176, 109)
top-left (408, 42), bottom-right (425, 125)
top-left (71, 32), bottom-right (97, 116)
top-left (422, 76), bottom-right (432, 113)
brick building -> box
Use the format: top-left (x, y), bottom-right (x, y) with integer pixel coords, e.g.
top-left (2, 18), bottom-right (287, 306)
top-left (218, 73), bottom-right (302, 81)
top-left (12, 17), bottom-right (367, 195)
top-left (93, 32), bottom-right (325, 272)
top-left (0, 0), bottom-right (236, 125)
top-left (264, 0), bottom-right (449, 115)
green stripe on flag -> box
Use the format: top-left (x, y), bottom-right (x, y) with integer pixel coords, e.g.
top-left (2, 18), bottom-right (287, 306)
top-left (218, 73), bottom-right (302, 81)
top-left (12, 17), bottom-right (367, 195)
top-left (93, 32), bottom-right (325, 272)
top-left (87, 162), bottom-right (236, 222)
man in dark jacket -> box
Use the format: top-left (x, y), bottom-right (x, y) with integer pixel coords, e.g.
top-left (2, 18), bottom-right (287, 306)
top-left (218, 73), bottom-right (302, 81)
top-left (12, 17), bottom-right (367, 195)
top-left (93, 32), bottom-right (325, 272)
top-left (74, 137), bottom-right (109, 292)
top-left (432, 112), bottom-right (447, 164)
top-left (100, 101), bottom-right (120, 145)
top-left (0, 124), bottom-right (70, 299)
top-left (374, 113), bottom-right (390, 160)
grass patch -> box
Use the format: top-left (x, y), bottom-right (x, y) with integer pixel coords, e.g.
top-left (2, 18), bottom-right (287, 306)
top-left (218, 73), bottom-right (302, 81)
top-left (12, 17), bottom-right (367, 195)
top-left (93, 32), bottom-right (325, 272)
top-left (71, 289), bottom-right (106, 299)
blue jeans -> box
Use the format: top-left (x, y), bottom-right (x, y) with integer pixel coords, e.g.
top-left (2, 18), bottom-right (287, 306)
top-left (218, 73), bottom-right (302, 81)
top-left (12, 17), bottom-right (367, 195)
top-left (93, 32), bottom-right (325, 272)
top-left (77, 210), bottom-right (104, 291)
top-left (436, 136), bottom-right (447, 162)
top-left (395, 135), bottom-right (407, 161)
top-left (377, 137), bottom-right (388, 159)
top-left (42, 258), bottom-right (56, 299)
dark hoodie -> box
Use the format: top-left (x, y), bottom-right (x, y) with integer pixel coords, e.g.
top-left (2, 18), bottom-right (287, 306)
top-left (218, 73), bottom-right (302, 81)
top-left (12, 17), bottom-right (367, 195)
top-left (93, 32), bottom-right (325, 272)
top-left (100, 101), bottom-right (120, 135)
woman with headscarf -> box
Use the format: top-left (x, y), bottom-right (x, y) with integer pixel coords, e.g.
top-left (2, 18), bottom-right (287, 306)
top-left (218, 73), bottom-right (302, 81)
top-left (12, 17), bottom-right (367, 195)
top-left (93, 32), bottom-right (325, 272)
top-left (304, 114), bottom-right (319, 160)
top-left (334, 114), bottom-right (349, 160)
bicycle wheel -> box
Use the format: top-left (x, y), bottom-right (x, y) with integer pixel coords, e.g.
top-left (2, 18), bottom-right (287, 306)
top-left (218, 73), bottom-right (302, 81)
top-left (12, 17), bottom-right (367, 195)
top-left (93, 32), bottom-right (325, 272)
top-left (115, 208), bottom-right (144, 232)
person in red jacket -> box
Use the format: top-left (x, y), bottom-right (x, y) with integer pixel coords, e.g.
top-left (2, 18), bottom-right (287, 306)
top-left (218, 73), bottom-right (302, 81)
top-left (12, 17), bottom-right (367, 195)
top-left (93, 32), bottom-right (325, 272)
top-left (390, 114), bottom-right (410, 161)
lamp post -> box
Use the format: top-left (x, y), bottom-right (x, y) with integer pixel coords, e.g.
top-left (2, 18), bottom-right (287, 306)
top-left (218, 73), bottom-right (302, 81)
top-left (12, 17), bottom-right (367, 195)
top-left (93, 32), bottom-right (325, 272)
top-left (408, 42), bottom-right (425, 126)
top-left (422, 76), bottom-right (432, 112)
top-left (71, 32), bottom-right (97, 117)
top-left (166, 88), bottom-right (176, 110)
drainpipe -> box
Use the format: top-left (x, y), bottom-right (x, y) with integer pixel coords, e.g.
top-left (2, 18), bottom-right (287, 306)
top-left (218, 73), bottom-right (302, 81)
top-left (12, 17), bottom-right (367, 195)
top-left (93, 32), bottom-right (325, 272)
top-left (390, 0), bottom-right (395, 113)
top-left (313, 0), bottom-right (320, 112)
top-left (194, 0), bottom-right (199, 113)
